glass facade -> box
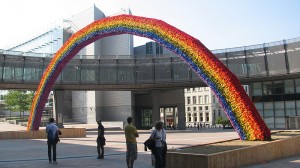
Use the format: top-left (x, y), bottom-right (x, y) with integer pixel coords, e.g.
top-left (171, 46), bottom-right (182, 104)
top-left (7, 28), bottom-right (64, 54)
top-left (1, 34), bottom-right (300, 130)
top-left (252, 78), bottom-right (300, 129)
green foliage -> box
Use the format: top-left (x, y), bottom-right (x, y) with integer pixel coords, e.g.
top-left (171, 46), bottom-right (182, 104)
top-left (216, 116), bottom-right (231, 126)
top-left (4, 90), bottom-right (34, 118)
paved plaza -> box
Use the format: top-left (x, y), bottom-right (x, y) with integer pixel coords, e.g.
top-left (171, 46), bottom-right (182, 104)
top-left (0, 122), bottom-right (299, 168)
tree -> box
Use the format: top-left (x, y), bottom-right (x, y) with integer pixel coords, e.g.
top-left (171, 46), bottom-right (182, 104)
top-left (216, 116), bottom-right (231, 129)
top-left (4, 90), bottom-right (34, 119)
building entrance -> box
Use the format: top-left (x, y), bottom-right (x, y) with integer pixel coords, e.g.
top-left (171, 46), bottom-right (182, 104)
top-left (141, 108), bottom-right (152, 129)
top-left (160, 107), bottom-right (178, 129)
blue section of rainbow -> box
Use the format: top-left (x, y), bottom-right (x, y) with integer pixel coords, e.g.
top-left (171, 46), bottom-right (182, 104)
top-left (27, 15), bottom-right (270, 140)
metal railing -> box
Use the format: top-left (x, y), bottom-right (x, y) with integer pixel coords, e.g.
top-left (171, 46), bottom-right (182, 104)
top-left (0, 38), bottom-right (299, 90)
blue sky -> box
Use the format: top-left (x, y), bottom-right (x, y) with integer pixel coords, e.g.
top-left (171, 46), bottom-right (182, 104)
top-left (0, 0), bottom-right (299, 50)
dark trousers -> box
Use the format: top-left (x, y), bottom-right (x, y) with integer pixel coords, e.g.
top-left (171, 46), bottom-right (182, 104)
top-left (162, 142), bottom-right (167, 167)
top-left (97, 145), bottom-right (104, 158)
top-left (153, 147), bottom-right (163, 168)
top-left (47, 139), bottom-right (57, 161)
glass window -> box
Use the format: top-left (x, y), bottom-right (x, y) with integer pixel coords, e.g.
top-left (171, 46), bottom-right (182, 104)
top-left (188, 113), bottom-right (191, 122)
top-left (200, 113), bottom-right (203, 121)
top-left (284, 80), bottom-right (295, 94)
top-left (264, 117), bottom-right (274, 129)
top-left (187, 107), bottom-right (191, 111)
top-left (146, 42), bottom-right (153, 54)
top-left (296, 79), bottom-right (300, 93)
top-left (205, 106), bottom-right (208, 110)
top-left (199, 96), bottom-right (203, 104)
top-left (263, 82), bottom-right (272, 95)
top-left (193, 96), bottom-right (197, 104)
top-left (194, 113), bottom-right (197, 122)
top-left (206, 112), bottom-right (209, 121)
top-left (212, 95), bottom-right (216, 103)
top-left (252, 82), bottom-right (262, 96)
top-left (254, 102), bottom-right (264, 117)
top-left (227, 50), bottom-right (247, 77)
top-left (286, 101), bottom-right (296, 116)
top-left (199, 106), bottom-right (203, 111)
top-left (187, 97), bottom-right (191, 104)
top-left (287, 41), bottom-right (300, 73)
top-left (243, 85), bottom-right (249, 95)
top-left (246, 47), bottom-right (267, 76)
top-left (204, 95), bottom-right (209, 104)
top-left (275, 117), bottom-right (285, 129)
top-left (266, 44), bottom-right (287, 75)
top-left (297, 100), bottom-right (300, 116)
top-left (274, 101), bottom-right (284, 117)
top-left (272, 81), bottom-right (284, 95)
top-left (141, 108), bottom-right (152, 128)
top-left (193, 107), bottom-right (197, 112)
top-left (264, 102), bottom-right (274, 117)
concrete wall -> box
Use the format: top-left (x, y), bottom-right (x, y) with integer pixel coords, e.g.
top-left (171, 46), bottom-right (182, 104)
top-left (167, 135), bottom-right (300, 168)
top-left (0, 128), bottom-right (86, 140)
top-left (97, 91), bottom-right (134, 124)
top-left (72, 91), bottom-right (97, 124)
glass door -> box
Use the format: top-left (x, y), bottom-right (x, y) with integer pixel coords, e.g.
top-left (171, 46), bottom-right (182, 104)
top-left (160, 107), bottom-right (178, 129)
top-left (141, 108), bottom-right (152, 129)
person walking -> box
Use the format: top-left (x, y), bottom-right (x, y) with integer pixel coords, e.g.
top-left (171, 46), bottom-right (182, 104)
top-left (46, 118), bottom-right (59, 164)
top-left (149, 121), bottom-right (167, 168)
top-left (124, 117), bottom-right (139, 168)
top-left (96, 120), bottom-right (106, 159)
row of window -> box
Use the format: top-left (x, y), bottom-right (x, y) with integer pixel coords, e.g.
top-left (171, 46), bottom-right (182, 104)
top-left (252, 79), bottom-right (300, 96)
top-left (187, 112), bottom-right (210, 122)
top-left (186, 95), bottom-right (216, 105)
top-left (186, 106), bottom-right (210, 112)
top-left (185, 87), bottom-right (210, 92)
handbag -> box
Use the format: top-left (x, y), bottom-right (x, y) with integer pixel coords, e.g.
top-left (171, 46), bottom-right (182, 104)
top-left (144, 131), bottom-right (156, 151)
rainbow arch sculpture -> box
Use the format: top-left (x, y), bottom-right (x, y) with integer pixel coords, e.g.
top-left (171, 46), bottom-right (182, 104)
top-left (27, 15), bottom-right (271, 140)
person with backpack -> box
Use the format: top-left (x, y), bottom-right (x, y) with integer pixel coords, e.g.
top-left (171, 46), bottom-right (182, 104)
top-left (46, 118), bottom-right (59, 164)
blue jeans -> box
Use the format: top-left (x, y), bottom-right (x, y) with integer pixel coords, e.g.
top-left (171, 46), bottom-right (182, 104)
top-left (153, 147), bottom-right (163, 168)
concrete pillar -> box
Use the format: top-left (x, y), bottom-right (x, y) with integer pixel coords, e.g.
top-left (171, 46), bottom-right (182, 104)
top-left (185, 113), bottom-right (188, 122)
top-left (177, 103), bottom-right (186, 130)
top-left (53, 90), bottom-right (65, 128)
top-left (151, 90), bottom-right (160, 125)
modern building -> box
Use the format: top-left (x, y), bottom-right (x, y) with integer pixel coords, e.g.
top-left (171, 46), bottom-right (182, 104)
top-left (4, 5), bottom-right (300, 130)
top-left (6, 5), bottom-right (186, 130)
